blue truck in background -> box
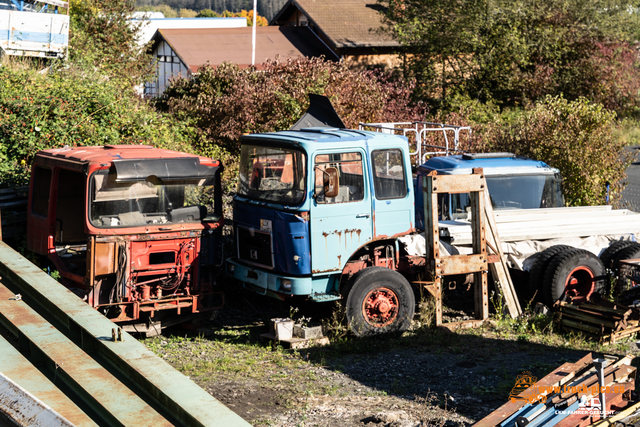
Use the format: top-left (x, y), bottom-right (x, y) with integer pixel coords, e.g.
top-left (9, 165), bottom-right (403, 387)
top-left (226, 97), bottom-right (640, 336)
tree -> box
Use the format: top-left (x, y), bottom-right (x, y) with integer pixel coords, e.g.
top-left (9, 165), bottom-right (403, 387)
top-left (476, 96), bottom-right (631, 206)
top-left (381, 0), bottom-right (640, 114)
top-left (196, 8), bottom-right (268, 25)
top-left (154, 57), bottom-right (425, 187)
top-left (69, 0), bottom-right (153, 88)
top-left (0, 62), bottom-right (193, 186)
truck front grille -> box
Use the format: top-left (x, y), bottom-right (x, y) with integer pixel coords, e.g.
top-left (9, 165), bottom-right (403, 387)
top-left (237, 226), bottom-right (274, 269)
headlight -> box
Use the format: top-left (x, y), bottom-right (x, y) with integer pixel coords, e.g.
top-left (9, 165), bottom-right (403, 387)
top-left (228, 264), bottom-right (235, 273)
top-left (280, 279), bottom-right (292, 292)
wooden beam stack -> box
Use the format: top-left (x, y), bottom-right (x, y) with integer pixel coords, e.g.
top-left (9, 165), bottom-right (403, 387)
top-left (555, 298), bottom-right (640, 344)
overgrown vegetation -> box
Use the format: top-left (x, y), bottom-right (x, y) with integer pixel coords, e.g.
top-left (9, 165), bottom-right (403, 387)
top-left (381, 0), bottom-right (640, 116)
top-left (196, 8), bottom-right (267, 25)
top-left (135, 0), bottom-right (286, 21)
top-left (69, 0), bottom-right (152, 87)
top-left (0, 60), bottom-right (193, 186)
top-left (474, 96), bottom-right (633, 206)
top-left (154, 57), bottom-right (425, 187)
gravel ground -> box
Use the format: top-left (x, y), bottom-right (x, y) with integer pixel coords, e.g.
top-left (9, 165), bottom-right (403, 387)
top-left (144, 283), bottom-right (640, 427)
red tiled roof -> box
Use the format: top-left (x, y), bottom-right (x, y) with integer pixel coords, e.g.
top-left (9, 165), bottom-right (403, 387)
top-left (273, 0), bottom-right (398, 49)
top-left (155, 26), bottom-right (332, 72)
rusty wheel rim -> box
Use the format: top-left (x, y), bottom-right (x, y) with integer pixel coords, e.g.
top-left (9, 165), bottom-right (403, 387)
top-left (564, 266), bottom-right (595, 301)
top-left (361, 287), bottom-right (399, 328)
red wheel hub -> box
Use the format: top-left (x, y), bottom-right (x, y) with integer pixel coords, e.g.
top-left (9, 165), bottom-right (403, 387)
top-left (362, 287), bottom-right (399, 328)
top-left (564, 266), bottom-right (595, 302)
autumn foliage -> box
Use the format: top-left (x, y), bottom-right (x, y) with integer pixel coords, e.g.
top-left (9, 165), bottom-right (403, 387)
top-left (472, 96), bottom-right (632, 206)
top-left (155, 57), bottom-right (426, 157)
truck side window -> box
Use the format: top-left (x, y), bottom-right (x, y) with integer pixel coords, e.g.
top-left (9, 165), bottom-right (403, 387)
top-left (371, 149), bottom-right (407, 199)
top-left (314, 152), bottom-right (364, 203)
top-left (32, 166), bottom-right (52, 217)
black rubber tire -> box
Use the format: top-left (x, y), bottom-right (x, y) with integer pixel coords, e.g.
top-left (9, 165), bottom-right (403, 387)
top-left (611, 243), bottom-right (640, 273)
top-left (527, 245), bottom-right (573, 302)
top-left (344, 267), bottom-right (415, 337)
top-left (600, 241), bottom-right (639, 270)
top-left (542, 248), bottom-right (606, 305)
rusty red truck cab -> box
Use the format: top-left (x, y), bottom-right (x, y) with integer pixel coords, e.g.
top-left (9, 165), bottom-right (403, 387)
top-left (26, 145), bottom-right (224, 329)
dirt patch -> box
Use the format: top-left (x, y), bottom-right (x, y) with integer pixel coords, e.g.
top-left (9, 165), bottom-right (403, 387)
top-left (144, 287), bottom-right (640, 427)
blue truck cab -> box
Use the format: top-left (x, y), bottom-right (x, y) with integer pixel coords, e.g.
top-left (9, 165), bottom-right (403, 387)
top-left (415, 153), bottom-right (564, 228)
top-left (226, 127), bottom-right (415, 304)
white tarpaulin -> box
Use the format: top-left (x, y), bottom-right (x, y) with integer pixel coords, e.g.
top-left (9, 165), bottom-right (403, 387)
top-left (399, 233), bottom-right (636, 272)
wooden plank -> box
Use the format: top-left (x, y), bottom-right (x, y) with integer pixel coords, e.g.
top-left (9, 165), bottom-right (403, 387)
top-left (471, 186), bottom-right (489, 322)
top-left (438, 254), bottom-right (486, 274)
top-left (559, 310), bottom-right (617, 329)
top-left (430, 173), bottom-right (485, 194)
top-left (561, 318), bottom-right (603, 335)
top-left (484, 190), bottom-right (521, 318)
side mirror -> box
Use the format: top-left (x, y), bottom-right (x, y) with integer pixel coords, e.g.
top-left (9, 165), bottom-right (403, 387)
top-left (323, 167), bottom-right (339, 198)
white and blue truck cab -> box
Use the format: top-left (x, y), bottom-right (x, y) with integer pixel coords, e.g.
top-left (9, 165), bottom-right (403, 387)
top-left (226, 128), bottom-right (415, 311)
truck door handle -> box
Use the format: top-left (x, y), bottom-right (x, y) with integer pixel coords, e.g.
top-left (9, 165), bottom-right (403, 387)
top-left (356, 213), bottom-right (370, 218)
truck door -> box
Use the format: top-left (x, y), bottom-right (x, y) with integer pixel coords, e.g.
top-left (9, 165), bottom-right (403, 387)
top-left (311, 150), bottom-right (373, 273)
top-left (370, 149), bottom-right (413, 237)
top-left (26, 165), bottom-right (53, 255)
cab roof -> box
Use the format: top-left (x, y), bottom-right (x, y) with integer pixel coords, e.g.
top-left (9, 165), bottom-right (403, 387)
top-left (35, 145), bottom-right (217, 166)
top-left (418, 153), bottom-right (558, 176)
top-left (241, 127), bottom-right (407, 150)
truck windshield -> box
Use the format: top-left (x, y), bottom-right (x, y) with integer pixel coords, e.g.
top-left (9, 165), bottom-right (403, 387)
top-left (448, 173), bottom-right (563, 220)
top-left (89, 171), bottom-right (218, 227)
top-left (237, 145), bottom-right (306, 205)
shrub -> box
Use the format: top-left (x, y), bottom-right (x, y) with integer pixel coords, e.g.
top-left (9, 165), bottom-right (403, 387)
top-left (476, 96), bottom-right (631, 206)
top-left (0, 62), bottom-right (193, 186)
top-left (155, 57), bottom-right (425, 187)
top-left (156, 57), bottom-right (424, 151)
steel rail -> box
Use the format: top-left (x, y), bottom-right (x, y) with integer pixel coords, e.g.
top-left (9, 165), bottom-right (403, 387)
top-left (0, 241), bottom-right (250, 427)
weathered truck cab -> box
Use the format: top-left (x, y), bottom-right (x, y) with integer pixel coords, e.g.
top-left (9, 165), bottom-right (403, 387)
top-left (26, 145), bottom-right (223, 328)
top-left (227, 102), bottom-right (638, 336)
top-left (227, 128), bottom-right (414, 304)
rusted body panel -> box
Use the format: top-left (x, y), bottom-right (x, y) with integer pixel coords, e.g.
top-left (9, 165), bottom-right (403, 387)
top-left (25, 145), bottom-right (224, 326)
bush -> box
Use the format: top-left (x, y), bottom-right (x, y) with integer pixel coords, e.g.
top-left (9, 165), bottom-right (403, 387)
top-left (69, 0), bottom-right (152, 88)
top-left (476, 96), bottom-right (631, 206)
top-left (0, 61), bottom-right (193, 186)
top-left (155, 57), bottom-right (425, 187)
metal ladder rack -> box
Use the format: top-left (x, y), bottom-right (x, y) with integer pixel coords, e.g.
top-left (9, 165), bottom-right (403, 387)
top-left (358, 121), bottom-right (472, 166)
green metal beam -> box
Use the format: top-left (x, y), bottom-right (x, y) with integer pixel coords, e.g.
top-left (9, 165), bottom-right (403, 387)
top-left (0, 334), bottom-right (96, 427)
top-left (0, 283), bottom-right (172, 426)
top-left (0, 241), bottom-right (250, 427)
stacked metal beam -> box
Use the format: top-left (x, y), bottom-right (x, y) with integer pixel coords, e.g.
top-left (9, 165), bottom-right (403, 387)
top-left (474, 354), bottom-right (637, 426)
top-left (555, 298), bottom-right (640, 344)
